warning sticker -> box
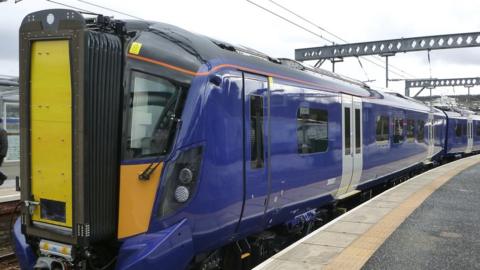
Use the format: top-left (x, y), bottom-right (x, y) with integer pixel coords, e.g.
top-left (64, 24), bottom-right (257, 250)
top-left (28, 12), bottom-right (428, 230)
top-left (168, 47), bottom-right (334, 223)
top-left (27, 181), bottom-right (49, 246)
top-left (129, 42), bottom-right (143, 55)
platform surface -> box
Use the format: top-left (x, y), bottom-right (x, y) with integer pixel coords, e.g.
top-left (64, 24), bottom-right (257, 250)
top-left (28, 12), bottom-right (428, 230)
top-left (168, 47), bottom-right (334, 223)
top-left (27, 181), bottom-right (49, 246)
top-left (363, 159), bottom-right (480, 270)
top-left (254, 155), bottom-right (480, 270)
top-left (0, 161), bottom-right (20, 203)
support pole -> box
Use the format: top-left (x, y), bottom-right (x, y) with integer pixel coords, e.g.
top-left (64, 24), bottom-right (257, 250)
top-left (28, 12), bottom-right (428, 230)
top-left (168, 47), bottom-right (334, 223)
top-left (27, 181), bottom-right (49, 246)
top-left (467, 86), bottom-right (471, 108)
top-left (385, 56), bottom-right (389, 88)
top-left (405, 84), bottom-right (410, 97)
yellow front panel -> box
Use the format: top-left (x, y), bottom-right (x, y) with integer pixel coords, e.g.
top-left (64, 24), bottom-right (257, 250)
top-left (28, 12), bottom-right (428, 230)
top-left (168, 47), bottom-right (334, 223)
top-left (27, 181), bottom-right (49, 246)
top-left (118, 163), bottom-right (163, 238)
top-left (30, 40), bottom-right (73, 228)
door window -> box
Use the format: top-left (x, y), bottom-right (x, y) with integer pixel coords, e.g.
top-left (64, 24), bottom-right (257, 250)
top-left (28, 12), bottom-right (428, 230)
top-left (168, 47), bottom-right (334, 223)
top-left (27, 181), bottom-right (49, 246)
top-left (355, 108), bottom-right (361, 153)
top-left (250, 95), bottom-right (264, 169)
top-left (344, 107), bottom-right (351, 155)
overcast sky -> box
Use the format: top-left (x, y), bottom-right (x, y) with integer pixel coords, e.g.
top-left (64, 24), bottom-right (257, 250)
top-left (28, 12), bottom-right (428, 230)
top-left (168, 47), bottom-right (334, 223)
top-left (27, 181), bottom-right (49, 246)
top-left (1, 0), bottom-right (479, 96)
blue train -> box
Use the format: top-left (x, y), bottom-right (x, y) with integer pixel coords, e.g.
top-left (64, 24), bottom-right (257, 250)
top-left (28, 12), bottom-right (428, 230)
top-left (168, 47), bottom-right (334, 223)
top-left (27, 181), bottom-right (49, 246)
top-left (13, 9), bottom-right (480, 270)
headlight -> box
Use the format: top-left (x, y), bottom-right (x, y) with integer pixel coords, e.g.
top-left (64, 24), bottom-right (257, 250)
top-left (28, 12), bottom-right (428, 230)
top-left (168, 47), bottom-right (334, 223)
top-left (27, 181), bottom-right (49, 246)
top-left (178, 168), bottom-right (193, 184)
top-left (158, 146), bottom-right (203, 218)
top-left (174, 186), bottom-right (190, 203)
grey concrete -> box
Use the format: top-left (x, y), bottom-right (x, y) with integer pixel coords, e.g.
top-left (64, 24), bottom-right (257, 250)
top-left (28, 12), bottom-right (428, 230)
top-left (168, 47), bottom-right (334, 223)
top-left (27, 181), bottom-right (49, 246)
top-left (363, 163), bottom-right (480, 270)
top-left (340, 206), bottom-right (391, 224)
top-left (325, 221), bottom-right (373, 235)
top-left (278, 244), bottom-right (343, 265)
top-left (304, 231), bottom-right (359, 248)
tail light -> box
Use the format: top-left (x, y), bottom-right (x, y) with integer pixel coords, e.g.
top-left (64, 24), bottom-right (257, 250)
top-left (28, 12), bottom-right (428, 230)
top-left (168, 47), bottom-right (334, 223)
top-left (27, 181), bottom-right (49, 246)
top-left (158, 146), bottom-right (203, 218)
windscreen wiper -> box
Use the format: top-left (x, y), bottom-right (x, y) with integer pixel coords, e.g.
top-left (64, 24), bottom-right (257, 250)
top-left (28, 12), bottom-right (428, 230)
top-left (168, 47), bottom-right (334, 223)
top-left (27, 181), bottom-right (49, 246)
top-left (138, 90), bottom-right (182, 180)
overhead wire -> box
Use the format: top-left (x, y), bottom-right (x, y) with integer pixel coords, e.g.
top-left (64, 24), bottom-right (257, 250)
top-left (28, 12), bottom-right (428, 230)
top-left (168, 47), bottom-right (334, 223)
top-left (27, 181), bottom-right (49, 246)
top-left (45, 0), bottom-right (99, 15)
top-left (267, 0), bottom-right (346, 42)
top-left (44, 0), bottom-right (145, 20)
top-left (356, 56), bottom-right (370, 82)
top-left (245, 0), bottom-right (334, 44)
top-left (261, 0), bottom-right (418, 79)
top-left (246, 0), bottom-right (408, 79)
top-left (76, 0), bottom-right (145, 20)
top-left (267, 0), bottom-right (415, 78)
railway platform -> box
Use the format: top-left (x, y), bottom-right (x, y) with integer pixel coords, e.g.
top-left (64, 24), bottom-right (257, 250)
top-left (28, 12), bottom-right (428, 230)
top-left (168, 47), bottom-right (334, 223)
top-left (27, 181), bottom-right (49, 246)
top-left (254, 154), bottom-right (480, 270)
top-left (0, 186), bottom-right (19, 203)
top-left (0, 161), bottom-right (20, 203)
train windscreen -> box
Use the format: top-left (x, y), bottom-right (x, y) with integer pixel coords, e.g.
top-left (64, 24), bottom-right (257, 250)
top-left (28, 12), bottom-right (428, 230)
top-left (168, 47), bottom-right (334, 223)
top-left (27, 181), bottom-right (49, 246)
top-left (123, 71), bottom-right (187, 159)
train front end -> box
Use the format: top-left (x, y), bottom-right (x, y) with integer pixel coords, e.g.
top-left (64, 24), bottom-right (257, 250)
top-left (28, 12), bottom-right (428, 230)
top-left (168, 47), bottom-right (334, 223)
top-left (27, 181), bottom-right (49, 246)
top-left (14, 9), bottom-right (201, 269)
top-left (16, 9), bottom-right (124, 269)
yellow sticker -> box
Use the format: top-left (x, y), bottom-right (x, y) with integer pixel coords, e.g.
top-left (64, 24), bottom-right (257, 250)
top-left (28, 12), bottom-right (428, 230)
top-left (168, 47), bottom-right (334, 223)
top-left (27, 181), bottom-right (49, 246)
top-left (268, 77), bottom-right (274, 89)
top-left (129, 42), bottom-right (142, 55)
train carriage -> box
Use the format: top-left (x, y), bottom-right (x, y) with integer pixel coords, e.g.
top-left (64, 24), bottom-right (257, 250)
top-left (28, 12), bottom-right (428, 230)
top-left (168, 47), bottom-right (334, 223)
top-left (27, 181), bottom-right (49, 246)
top-left (444, 110), bottom-right (472, 156)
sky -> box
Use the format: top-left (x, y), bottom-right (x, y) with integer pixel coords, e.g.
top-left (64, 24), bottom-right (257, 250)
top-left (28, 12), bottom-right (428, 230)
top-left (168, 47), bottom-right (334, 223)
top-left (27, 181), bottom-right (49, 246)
top-left (0, 0), bottom-right (479, 96)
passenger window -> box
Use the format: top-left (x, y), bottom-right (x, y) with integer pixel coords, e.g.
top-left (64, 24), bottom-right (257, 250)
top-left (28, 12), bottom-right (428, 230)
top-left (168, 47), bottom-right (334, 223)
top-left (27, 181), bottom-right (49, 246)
top-left (477, 125), bottom-right (480, 137)
top-left (297, 107), bottom-right (328, 154)
top-left (393, 117), bottom-right (404, 144)
top-left (406, 119), bottom-right (415, 142)
top-left (375, 115), bottom-right (389, 144)
top-left (455, 123), bottom-right (462, 137)
top-left (417, 120), bottom-right (425, 142)
top-left (250, 95), bottom-right (264, 169)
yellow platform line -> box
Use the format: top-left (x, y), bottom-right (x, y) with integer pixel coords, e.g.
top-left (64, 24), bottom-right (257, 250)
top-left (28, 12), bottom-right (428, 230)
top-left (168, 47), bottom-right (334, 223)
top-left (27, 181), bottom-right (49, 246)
top-left (324, 157), bottom-right (480, 270)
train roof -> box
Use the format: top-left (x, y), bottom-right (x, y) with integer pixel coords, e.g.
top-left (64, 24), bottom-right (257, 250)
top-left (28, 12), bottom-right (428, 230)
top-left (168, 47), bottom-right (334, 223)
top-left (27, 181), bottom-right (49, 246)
top-left (21, 9), bottom-right (434, 113)
top-left (125, 19), bottom-right (438, 113)
top-left (444, 111), bottom-right (463, 118)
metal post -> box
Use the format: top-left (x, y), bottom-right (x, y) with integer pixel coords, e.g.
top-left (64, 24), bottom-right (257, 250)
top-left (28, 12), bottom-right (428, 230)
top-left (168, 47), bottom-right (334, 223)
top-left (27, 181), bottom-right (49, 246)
top-left (467, 86), bottom-right (471, 108)
top-left (332, 59), bottom-right (335, 73)
top-left (16, 176), bottom-right (20, 191)
top-left (385, 56), bottom-right (389, 88)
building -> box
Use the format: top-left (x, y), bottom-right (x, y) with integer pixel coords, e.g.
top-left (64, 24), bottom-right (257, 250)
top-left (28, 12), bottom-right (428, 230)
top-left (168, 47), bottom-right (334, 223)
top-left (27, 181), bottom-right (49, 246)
top-left (0, 75), bottom-right (19, 181)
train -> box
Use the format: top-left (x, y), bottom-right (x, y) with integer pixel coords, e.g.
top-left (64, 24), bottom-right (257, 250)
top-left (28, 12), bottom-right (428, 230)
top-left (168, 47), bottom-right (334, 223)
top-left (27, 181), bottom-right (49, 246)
top-left (13, 9), bottom-right (480, 270)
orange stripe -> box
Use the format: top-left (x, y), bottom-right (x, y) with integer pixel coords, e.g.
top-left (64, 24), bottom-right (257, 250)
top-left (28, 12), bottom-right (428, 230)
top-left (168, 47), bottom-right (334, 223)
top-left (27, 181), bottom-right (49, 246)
top-left (127, 53), bottom-right (372, 98)
top-left (128, 54), bottom-right (201, 76)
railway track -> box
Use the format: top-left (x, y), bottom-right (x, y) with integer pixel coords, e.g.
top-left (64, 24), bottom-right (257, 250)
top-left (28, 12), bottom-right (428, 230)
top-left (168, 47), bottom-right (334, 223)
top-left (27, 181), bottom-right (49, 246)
top-left (0, 252), bottom-right (18, 270)
top-left (0, 199), bottom-right (20, 270)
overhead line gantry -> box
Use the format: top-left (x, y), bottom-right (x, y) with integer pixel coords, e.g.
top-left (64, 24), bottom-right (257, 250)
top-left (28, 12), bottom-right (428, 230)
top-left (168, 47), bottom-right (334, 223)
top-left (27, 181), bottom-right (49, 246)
top-left (295, 32), bottom-right (480, 91)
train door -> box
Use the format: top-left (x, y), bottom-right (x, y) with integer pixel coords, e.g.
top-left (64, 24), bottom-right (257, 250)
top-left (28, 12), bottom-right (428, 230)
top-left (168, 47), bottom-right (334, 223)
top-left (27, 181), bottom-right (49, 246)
top-left (337, 94), bottom-right (363, 198)
top-left (427, 113), bottom-right (435, 159)
top-left (466, 118), bottom-right (473, 153)
top-left (238, 73), bottom-right (270, 233)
